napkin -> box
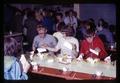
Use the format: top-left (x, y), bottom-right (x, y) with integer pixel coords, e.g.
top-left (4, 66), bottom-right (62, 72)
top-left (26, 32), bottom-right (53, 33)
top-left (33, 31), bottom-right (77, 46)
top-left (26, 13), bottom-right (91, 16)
top-left (89, 48), bottom-right (99, 56)
top-left (37, 48), bottom-right (47, 53)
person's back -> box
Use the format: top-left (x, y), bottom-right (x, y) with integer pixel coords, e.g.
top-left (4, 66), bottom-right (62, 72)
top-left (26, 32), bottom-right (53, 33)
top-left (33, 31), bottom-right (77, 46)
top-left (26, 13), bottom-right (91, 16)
top-left (4, 55), bottom-right (28, 80)
top-left (4, 37), bottom-right (30, 80)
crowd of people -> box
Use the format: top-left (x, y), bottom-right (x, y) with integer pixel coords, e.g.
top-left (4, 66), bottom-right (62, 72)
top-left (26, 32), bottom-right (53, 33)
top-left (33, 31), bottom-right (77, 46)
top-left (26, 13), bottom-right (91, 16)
top-left (4, 5), bottom-right (116, 80)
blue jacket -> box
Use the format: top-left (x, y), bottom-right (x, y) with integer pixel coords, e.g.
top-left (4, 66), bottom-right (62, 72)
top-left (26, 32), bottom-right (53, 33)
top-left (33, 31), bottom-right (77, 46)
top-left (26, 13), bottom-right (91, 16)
top-left (4, 56), bottom-right (28, 80)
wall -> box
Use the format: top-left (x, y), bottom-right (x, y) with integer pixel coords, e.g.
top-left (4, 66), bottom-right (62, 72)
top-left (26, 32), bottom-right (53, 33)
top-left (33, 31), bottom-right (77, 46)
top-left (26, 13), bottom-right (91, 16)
top-left (79, 4), bottom-right (116, 25)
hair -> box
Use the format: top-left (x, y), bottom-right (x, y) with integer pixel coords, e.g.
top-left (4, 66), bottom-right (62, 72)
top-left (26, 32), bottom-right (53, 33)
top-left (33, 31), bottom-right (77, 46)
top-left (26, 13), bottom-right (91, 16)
top-left (88, 18), bottom-right (95, 23)
top-left (56, 13), bottom-right (63, 18)
top-left (98, 18), bottom-right (105, 27)
top-left (61, 25), bottom-right (75, 36)
top-left (64, 11), bottom-right (69, 17)
top-left (84, 22), bottom-right (96, 38)
top-left (36, 23), bottom-right (47, 30)
top-left (57, 22), bottom-right (65, 31)
top-left (98, 18), bottom-right (109, 28)
top-left (4, 37), bottom-right (18, 56)
top-left (85, 21), bottom-right (96, 30)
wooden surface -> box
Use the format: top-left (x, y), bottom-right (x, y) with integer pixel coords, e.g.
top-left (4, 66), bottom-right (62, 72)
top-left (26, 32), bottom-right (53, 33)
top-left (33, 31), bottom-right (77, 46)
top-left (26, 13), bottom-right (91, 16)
top-left (30, 66), bottom-right (115, 80)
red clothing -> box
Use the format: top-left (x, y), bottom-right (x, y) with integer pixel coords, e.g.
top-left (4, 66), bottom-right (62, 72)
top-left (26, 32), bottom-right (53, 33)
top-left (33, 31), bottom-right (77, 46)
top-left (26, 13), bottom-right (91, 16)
top-left (80, 35), bottom-right (107, 59)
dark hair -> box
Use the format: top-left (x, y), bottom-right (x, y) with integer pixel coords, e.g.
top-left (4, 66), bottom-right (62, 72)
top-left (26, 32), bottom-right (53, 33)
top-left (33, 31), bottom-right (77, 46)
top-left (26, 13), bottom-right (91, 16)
top-left (85, 21), bottom-right (96, 30)
top-left (84, 22), bottom-right (96, 38)
top-left (36, 23), bottom-right (47, 29)
top-left (57, 22), bottom-right (65, 31)
top-left (56, 13), bottom-right (63, 18)
top-left (84, 27), bottom-right (95, 38)
top-left (88, 18), bottom-right (95, 23)
top-left (4, 37), bottom-right (18, 56)
top-left (98, 18), bottom-right (105, 27)
top-left (65, 11), bottom-right (69, 17)
top-left (61, 25), bottom-right (75, 36)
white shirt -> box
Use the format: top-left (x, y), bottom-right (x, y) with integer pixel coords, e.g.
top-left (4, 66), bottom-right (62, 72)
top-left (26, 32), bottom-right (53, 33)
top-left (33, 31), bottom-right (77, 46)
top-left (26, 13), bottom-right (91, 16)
top-left (64, 16), bottom-right (78, 28)
top-left (55, 36), bottom-right (79, 58)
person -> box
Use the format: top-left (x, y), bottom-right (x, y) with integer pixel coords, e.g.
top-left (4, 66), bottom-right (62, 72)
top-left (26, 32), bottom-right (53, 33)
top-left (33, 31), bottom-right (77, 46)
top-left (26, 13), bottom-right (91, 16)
top-left (4, 37), bottom-right (30, 80)
top-left (64, 10), bottom-right (78, 36)
top-left (42, 9), bottom-right (55, 34)
top-left (32, 24), bottom-right (57, 51)
top-left (11, 9), bottom-right (23, 33)
top-left (24, 8), bottom-right (43, 50)
top-left (43, 25), bottom-right (79, 58)
top-left (77, 22), bottom-right (107, 61)
top-left (78, 21), bottom-right (96, 42)
top-left (96, 18), bottom-right (115, 47)
top-left (55, 13), bottom-right (64, 32)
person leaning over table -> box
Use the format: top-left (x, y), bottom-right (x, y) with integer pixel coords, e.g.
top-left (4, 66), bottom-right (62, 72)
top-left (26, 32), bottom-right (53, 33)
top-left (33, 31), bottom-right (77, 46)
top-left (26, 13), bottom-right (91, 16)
top-left (32, 23), bottom-right (57, 51)
top-left (4, 37), bottom-right (30, 80)
top-left (77, 22), bottom-right (108, 61)
top-left (42, 25), bottom-right (79, 58)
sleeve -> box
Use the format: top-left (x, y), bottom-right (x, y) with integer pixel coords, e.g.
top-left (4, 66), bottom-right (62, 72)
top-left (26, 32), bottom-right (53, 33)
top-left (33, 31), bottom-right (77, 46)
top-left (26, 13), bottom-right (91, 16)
top-left (32, 37), bottom-right (38, 49)
top-left (73, 17), bottom-right (78, 28)
top-left (64, 17), bottom-right (69, 25)
top-left (106, 30), bottom-right (114, 45)
top-left (51, 36), bottom-right (57, 47)
top-left (74, 39), bottom-right (79, 52)
top-left (97, 37), bottom-right (108, 59)
top-left (10, 60), bottom-right (28, 80)
top-left (80, 40), bottom-right (86, 54)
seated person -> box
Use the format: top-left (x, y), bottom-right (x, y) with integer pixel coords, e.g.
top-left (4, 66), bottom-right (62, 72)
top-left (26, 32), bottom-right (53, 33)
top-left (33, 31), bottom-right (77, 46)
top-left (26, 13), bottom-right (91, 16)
top-left (77, 23), bottom-right (107, 61)
top-left (43, 25), bottom-right (79, 58)
top-left (4, 37), bottom-right (30, 80)
top-left (96, 18), bottom-right (115, 47)
top-left (32, 24), bottom-right (57, 51)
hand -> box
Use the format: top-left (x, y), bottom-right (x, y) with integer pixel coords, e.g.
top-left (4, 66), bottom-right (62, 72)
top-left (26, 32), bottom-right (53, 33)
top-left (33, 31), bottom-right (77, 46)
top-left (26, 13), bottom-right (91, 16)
top-left (104, 56), bottom-right (111, 63)
top-left (86, 57), bottom-right (93, 62)
top-left (77, 53), bottom-right (83, 61)
top-left (95, 47), bottom-right (101, 53)
top-left (94, 58), bottom-right (100, 62)
top-left (41, 43), bottom-right (48, 48)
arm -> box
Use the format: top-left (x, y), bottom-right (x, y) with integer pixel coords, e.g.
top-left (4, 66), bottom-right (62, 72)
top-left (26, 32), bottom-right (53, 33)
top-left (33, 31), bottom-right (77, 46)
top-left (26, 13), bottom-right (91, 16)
top-left (97, 37), bottom-right (108, 59)
top-left (46, 43), bottom-right (60, 52)
top-left (32, 37), bottom-right (37, 51)
top-left (10, 60), bottom-right (28, 80)
top-left (50, 36), bottom-right (57, 47)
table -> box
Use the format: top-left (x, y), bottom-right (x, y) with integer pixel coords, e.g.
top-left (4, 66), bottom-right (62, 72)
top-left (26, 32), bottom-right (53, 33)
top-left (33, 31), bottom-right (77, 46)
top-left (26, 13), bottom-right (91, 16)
top-left (27, 53), bottom-right (116, 80)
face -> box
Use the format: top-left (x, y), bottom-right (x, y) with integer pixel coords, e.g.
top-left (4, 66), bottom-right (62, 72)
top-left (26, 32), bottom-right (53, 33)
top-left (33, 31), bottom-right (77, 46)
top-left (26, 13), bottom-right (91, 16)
top-left (56, 15), bottom-right (62, 21)
top-left (86, 25), bottom-right (90, 29)
top-left (86, 36), bottom-right (94, 43)
top-left (35, 12), bottom-right (43, 20)
top-left (96, 26), bottom-right (103, 31)
top-left (61, 32), bottom-right (67, 37)
top-left (37, 27), bottom-right (47, 38)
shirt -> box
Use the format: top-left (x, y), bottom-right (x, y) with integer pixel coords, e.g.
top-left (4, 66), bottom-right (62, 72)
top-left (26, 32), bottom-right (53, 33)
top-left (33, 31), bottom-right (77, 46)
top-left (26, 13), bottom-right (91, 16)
top-left (4, 56), bottom-right (28, 80)
top-left (33, 34), bottom-right (57, 49)
top-left (64, 16), bottom-right (78, 28)
top-left (80, 35), bottom-right (107, 60)
top-left (56, 36), bottom-right (79, 58)
top-left (96, 28), bottom-right (114, 46)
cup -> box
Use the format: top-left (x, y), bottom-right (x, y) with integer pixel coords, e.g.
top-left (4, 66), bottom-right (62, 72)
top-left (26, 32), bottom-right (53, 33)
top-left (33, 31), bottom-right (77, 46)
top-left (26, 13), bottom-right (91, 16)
top-left (62, 67), bottom-right (68, 74)
top-left (31, 62), bottom-right (38, 71)
top-left (33, 64), bottom-right (38, 71)
top-left (95, 71), bottom-right (103, 77)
